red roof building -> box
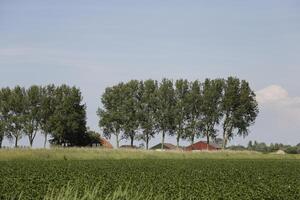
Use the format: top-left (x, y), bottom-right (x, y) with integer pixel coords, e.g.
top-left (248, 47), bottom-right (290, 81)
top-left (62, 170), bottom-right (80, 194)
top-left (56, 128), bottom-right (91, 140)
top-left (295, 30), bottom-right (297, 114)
top-left (185, 141), bottom-right (220, 151)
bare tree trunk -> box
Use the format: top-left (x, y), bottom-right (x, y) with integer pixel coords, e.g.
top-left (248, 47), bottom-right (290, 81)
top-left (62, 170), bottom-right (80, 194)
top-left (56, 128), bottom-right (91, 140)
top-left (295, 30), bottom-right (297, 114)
top-left (130, 136), bottom-right (134, 147)
top-left (0, 137), bottom-right (2, 149)
top-left (15, 136), bottom-right (18, 148)
top-left (44, 133), bottom-right (48, 148)
top-left (191, 134), bottom-right (195, 150)
top-left (206, 134), bottom-right (210, 150)
top-left (116, 134), bottom-right (119, 149)
top-left (146, 134), bottom-right (149, 150)
top-left (29, 133), bottom-right (33, 147)
top-left (161, 131), bottom-right (165, 150)
top-left (222, 130), bottom-right (226, 150)
top-left (176, 135), bottom-right (180, 149)
top-left (29, 138), bottom-right (33, 147)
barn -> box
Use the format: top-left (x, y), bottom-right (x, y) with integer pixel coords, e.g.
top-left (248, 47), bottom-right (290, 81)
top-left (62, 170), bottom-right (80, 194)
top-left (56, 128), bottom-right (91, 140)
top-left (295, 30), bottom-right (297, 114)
top-left (185, 141), bottom-right (221, 151)
top-left (150, 143), bottom-right (178, 150)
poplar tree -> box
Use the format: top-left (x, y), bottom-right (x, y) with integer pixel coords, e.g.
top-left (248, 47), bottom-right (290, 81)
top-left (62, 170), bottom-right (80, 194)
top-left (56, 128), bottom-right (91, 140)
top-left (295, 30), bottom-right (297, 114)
top-left (7, 86), bottom-right (27, 148)
top-left (185, 80), bottom-right (203, 148)
top-left (201, 79), bottom-right (224, 146)
top-left (174, 79), bottom-right (190, 148)
top-left (139, 80), bottom-right (158, 150)
top-left (221, 78), bottom-right (259, 148)
top-left (156, 78), bottom-right (175, 150)
top-left (98, 83), bottom-right (126, 148)
top-left (24, 85), bottom-right (42, 147)
top-left (123, 80), bottom-right (141, 147)
top-left (0, 87), bottom-right (11, 148)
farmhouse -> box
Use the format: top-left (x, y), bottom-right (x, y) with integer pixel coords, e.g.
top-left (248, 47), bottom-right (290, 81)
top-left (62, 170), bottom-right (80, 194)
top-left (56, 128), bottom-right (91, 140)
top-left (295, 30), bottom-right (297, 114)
top-left (150, 143), bottom-right (178, 150)
top-left (96, 138), bottom-right (113, 149)
top-left (185, 141), bottom-right (221, 151)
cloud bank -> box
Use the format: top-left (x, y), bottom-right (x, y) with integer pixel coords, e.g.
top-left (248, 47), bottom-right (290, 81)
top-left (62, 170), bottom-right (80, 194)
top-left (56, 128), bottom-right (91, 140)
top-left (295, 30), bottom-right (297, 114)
top-left (256, 85), bottom-right (300, 129)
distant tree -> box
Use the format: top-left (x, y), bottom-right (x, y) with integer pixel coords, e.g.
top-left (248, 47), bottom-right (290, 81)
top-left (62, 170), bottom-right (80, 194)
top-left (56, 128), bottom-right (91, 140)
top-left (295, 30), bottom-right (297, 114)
top-left (156, 79), bottom-right (175, 150)
top-left (85, 129), bottom-right (101, 146)
top-left (0, 87), bottom-right (11, 148)
top-left (123, 80), bottom-right (141, 147)
top-left (6, 86), bottom-right (27, 148)
top-left (220, 77), bottom-right (241, 149)
top-left (98, 83), bottom-right (126, 148)
top-left (174, 79), bottom-right (190, 148)
top-left (49, 85), bottom-right (87, 146)
top-left (201, 79), bottom-right (224, 146)
top-left (139, 80), bottom-right (158, 150)
top-left (40, 85), bottom-right (56, 148)
top-left (235, 80), bottom-right (259, 137)
top-left (247, 141), bottom-right (253, 150)
top-left (23, 85), bottom-right (42, 147)
top-left (222, 79), bottom-right (259, 149)
top-left (185, 80), bottom-right (203, 148)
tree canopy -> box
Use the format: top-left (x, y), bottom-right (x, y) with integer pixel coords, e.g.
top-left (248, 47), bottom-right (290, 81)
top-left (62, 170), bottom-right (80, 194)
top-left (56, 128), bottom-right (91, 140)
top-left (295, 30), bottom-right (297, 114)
top-left (98, 77), bottom-right (259, 149)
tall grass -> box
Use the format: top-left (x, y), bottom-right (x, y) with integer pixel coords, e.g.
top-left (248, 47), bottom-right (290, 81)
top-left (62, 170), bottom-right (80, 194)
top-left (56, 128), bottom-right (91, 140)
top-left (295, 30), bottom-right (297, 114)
top-left (42, 183), bottom-right (166, 200)
top-left (0, 148), bottom-right (299, 161)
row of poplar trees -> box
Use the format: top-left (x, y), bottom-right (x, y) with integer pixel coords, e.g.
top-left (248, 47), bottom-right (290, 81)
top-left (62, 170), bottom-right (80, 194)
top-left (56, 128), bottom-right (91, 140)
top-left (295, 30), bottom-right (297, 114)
top-left (0, 85), bottom-right (87, 148)
top-left (98, 77), bottom-right (259, 150)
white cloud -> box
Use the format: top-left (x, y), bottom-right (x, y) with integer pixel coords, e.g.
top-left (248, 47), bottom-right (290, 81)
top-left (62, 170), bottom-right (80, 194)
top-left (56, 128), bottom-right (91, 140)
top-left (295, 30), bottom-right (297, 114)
top-left (256, 85), bottom-right (300, 128)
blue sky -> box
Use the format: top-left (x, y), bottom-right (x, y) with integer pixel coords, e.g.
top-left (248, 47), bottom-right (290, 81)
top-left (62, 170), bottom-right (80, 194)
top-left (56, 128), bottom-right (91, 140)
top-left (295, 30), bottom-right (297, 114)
top-left (1, 0), bottom-right (300, 147)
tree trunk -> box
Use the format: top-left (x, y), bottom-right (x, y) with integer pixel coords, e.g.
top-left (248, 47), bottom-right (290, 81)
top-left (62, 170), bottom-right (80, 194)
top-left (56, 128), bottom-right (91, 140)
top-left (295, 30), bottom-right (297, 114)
top-left (0, 136), bottom-right (2, 149)
top-left (130, 136), bottom-right (134, 147)
top-left (29, 138), bottom-right (33, 147)
top-left (44, 133), bottom-right (48, 148)
top-left (161, 131), bottom-right (165, 150)
top-left (191, 134), bottom-right (195, 150)
top-left (146, 134), bottom-right (149, 150)
top-left (15, 136), bottom-right (18, 148)
top-left (176, 135), bottom-right (180, 149)
top-left (116, 134), bottom-right (119, 149)
top-left (29, 133), bottom-right (33, 147)
top-left (206, 134), bottom-right (210, 150)
top-left (222, 130), bottom-right (227, 150)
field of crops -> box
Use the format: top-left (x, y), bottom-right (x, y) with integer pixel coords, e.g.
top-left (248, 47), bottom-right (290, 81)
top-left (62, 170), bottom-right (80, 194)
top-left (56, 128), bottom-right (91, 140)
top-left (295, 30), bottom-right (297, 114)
top-left (1, 156), bottom-right (300, 200)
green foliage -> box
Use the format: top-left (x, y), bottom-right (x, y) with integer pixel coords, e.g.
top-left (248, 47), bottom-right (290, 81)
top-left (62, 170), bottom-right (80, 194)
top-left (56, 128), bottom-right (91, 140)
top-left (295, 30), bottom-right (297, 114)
top-left (98, 78), bottom-right (259, 149)
top-left (201, 79), bottom-right (224, 145)
top-left (98, 83), bottom-right (127, 148)
top-left (23, 85), bottom-right (42, 147)
top-left (1, 159), bottom-right (300, 199)
top-left (49, 85), bottom-right (87, 146)
top-left (6, 86), bottom-right (27, 147)
top-left (0, 87), bottom-right (11, 148)
top-left (0, 84), bottom-right (87, 148)
top-left (139, 79), bottom-right (158, 149)
top-left (221, 77), bottom-right (259, 149)
top-left (174, 79), bottom-right (190, 148)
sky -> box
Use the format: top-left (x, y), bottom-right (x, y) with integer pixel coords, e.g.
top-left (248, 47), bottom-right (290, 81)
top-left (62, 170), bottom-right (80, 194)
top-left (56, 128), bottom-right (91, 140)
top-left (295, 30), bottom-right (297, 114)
top-left (1, 0), bottom-right (300, 148)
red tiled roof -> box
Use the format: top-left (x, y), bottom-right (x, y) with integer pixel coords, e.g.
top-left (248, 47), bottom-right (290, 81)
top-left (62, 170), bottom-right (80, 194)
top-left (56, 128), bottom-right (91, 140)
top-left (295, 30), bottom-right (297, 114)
top-left (185, 141), bottom-right (219, 151)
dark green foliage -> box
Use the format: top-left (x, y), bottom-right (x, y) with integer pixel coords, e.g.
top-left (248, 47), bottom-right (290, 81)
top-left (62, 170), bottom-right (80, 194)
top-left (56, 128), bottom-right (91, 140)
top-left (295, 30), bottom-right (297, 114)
top-left (6, 86), bottom-right (27, 147)
top-left (0, 84), bottom-right (87, 148)
top-left (156, 79), bottom-right (176, 149)
top-left (1, 159), bottom-right (300, 199)
top-left (24, 85), bottom-right (42, 147)
top-left (246, 140), bottom-right (300, 154)
top-left (98, 83), bottom-right (127, 148)
top-left (98, 78), bottom-right (259, 149)
top-left (0, 88), bottom-right (11, 148)
top-left (139, 80), bottom-right (159, 150)
top-left (201, 79), bottom-right (224, 145)
top-left (49, 85), bottom-right (87, 146)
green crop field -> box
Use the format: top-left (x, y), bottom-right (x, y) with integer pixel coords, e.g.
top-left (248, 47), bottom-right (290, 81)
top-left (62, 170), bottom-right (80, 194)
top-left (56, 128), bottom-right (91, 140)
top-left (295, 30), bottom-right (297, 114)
top-left (0, 149), bottom-right (300, 200)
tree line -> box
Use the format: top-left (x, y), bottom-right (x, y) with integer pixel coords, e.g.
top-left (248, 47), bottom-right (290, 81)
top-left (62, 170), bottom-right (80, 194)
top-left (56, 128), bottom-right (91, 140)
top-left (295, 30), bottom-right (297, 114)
top-left (0, 85), bottom-right (90, 148)
top-left (98, 77), bottom-right (259, 150)
top-left (228, 141), bottom-right (300, 154)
